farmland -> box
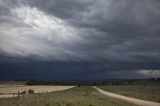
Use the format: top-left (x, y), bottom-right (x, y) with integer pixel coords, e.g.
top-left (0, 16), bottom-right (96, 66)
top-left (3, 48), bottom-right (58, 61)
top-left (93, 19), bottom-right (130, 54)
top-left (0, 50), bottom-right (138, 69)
top-left (98, 85), bottom-right (160, 103)
top-left (0, 80), bottom-right (160, 106)
top-left (0, 86), bottom-right (137, 106)
top-left (0, 84), bottom-right (74, 98)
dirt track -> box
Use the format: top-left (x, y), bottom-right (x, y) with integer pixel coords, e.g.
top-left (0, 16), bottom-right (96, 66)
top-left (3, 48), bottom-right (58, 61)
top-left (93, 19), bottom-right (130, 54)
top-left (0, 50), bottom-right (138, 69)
top-left (93, 86), bottom-right (160, 106)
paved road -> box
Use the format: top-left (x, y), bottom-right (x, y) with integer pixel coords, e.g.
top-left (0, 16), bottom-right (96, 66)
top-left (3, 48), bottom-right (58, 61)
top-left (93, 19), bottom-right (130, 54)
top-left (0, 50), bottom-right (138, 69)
top-left (93, 86), bottom-right (160, 106)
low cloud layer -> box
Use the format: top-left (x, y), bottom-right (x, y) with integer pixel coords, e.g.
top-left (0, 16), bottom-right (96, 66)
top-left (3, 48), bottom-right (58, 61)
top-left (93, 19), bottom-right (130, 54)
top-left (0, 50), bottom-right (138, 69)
top-left (0, 0), bottom-right (160, 79)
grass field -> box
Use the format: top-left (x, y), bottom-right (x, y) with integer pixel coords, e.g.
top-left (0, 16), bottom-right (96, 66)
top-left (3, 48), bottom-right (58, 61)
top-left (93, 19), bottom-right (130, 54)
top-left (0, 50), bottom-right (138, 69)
top-left (0, 86), bottom-right (137, 106)
top-left (98, 85), bottom-right (160, 103)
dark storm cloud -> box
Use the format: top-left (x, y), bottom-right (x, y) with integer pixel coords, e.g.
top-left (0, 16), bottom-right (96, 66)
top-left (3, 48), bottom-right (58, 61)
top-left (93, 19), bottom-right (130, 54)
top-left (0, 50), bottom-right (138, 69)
top-left (0, 0), bottom-right (160, 79)
top-left (28, 0), bottom-right (160, 61)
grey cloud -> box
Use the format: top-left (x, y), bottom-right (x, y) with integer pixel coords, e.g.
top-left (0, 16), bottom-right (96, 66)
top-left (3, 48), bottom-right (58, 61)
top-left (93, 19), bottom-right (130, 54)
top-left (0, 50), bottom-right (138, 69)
top-left (0, 0), bottom-right (160, 79)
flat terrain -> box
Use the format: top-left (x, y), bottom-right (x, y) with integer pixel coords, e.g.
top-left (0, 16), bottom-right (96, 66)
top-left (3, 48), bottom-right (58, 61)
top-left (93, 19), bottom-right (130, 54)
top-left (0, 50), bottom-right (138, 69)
top-left (0, 85), bottom-right (75, 94)
top-left (98, 86), bottom-right (160, 103)
top-left (94, 86), bottom-right (160, 106)
top-left (0, 86), bottom-right (137, 106)
top-left (0, 84), bottom-right (74, 98)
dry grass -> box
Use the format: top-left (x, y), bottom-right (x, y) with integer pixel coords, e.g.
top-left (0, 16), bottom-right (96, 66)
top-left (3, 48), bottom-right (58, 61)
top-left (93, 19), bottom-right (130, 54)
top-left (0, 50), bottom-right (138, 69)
top-left (98, 86), bottom-right (160, 103)
top-left (0, 86), bottom-right (137, 106)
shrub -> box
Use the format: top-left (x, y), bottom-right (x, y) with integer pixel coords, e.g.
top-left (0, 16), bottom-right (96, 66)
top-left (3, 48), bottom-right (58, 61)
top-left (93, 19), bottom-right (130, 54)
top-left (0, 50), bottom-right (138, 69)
top-left (77, 85), bottom-right (81, 87)
top-left (20, 90), bottom-right (26, 94)
top-left (45, 103), bottom-right (50, 106)
top-left (88, 104), bottom-right (96, 106)
top-left (28, 89), bottom-right (34, 94)
top-left (66, 102), bottom-right (74, 106)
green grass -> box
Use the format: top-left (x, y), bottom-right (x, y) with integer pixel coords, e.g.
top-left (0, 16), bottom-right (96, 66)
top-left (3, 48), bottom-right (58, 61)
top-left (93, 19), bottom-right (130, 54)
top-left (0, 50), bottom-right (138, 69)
top-left (98, 85), bottom-right (160, 103)
top-left (0, 86), bottom-right (137, 106)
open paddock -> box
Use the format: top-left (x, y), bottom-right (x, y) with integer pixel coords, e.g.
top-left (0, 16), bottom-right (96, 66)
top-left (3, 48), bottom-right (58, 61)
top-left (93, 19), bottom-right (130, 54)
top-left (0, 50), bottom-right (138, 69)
top-left (0, 85), bottom-right (74, 98)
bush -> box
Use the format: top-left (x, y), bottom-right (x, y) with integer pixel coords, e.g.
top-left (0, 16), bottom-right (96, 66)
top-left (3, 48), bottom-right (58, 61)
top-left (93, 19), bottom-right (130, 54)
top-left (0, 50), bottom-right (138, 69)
top-left (45, 103), bottom-right (50, 106)
top-left (20, 90), bottom-right (26, 94)
top-left (88, 104), bottom-right (96, 106)
top-left (77, 85), bottom-right (81, 87)
top-left (28, 89), bottom-right (34, 94)
top-left (66, 102), bottom-right (74, 106)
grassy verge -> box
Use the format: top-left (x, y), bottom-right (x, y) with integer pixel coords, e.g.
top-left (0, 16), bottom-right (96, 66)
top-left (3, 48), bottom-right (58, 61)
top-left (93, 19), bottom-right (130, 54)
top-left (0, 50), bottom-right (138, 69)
top-left (0, 86), bottom-right (137, 106)
top-left (98, 86), bottom-right (160, 103)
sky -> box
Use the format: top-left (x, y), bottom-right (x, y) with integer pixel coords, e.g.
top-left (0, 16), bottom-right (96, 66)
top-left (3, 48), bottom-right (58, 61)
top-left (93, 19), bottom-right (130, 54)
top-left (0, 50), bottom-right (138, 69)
top-left (0, 0), bottom-right (160, 80)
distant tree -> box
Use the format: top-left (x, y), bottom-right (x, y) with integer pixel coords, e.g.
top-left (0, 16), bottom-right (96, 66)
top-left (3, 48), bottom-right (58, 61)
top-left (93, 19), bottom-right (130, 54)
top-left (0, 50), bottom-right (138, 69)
top-left (151, 78), bottom-right (156, 81)
top-left (77, 85), bottom-right (81, 87)
top-left (20, 90), bottom-right (26, 94)
top-left (26, 80), bottom-right (32, 86)
top-left (28, 89), bottom-right (34, 94)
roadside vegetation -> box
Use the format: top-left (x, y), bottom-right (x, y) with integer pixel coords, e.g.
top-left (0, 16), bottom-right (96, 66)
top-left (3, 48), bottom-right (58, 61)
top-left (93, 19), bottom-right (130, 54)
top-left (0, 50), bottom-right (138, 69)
top-left (0, 86), bottom-right (137, 106)
top-left (98, 80), bottom-right (160, 103)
